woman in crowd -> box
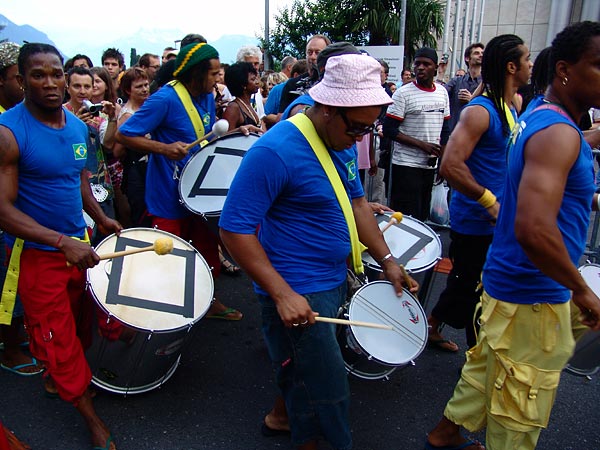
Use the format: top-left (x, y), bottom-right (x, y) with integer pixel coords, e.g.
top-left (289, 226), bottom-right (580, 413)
top-left (222, 62), bottom-right (264, 132)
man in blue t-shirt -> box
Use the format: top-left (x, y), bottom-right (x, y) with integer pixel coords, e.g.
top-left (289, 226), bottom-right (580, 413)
top-left (220, 54), bottom-right (414, 450)
top-left (0, 43), bottom-right (121, 450)
top-left (426, 22), bottom-right (600, 450)
top-left (426, 34), bottom-right (531, 352)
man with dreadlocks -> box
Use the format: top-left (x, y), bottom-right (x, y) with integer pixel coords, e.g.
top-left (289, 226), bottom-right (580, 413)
top-left (116, 42), bottom-right (242, 320)
top-left (425, 34), bottom-right (532, 353)
top-left (426, 21), bottom-right (600, 450)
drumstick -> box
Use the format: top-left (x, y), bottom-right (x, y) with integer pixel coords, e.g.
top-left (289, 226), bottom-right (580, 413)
top-left (381, 211), bottom-right (404, 233)
top-left (66, 237), bottom-right (174, 266)
top-left (98, 237), bottom-right (174, 260)
top-left (183, 119), bottom-right (229, 151)
top-left (399, 264), bottom-right (412, 287)
top-left (314, 316), bottom-right (392, 330)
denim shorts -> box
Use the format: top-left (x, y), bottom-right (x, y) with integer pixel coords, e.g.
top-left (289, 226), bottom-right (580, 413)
top-left (0, 232), bottom-right (24, 318)
top-left (258, 282), bottom-right (352, 450)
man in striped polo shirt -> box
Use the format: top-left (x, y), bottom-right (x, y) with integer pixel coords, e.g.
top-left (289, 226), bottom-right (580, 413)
top-left (383, 47), bottom-right (450, 221)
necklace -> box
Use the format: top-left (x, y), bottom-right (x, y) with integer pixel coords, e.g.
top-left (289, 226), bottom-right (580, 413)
top-left (235, 97), bottom-right (260, 127)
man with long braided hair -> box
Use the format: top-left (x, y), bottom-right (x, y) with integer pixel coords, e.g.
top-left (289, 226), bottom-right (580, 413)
top-left (426, 34), bottom-right (532, 353)
top-left (426, 21), bottom-right (600, 450)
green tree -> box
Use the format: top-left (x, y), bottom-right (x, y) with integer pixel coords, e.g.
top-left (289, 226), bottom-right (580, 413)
top-left (262, 0), bottom-right (444, 67)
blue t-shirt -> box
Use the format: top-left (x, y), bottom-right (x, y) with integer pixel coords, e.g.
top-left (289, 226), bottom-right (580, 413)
top-left (264, 82), bottom-right (285, 116)
top-left (0, 103), bottom-right (88, 250)
top-left (119, 84), bottom-right (216, 219)
top-left (281, 94), bottom-right (314, 121)
top-left (483, 106), bottom-right (595, 304)
top-left (450, 96), bottom-right (512, 235)
top-left (219, 118), bottom-right (364, 295)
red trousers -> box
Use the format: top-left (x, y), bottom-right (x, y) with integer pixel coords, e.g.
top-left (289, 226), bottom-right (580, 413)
top-left (18, 249), bottom-right (92, 405)
top-left (151, 215), bottom-right (220, 278)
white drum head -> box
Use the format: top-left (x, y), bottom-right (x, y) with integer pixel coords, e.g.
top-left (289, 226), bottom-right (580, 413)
top-left (178, 133), bottom-right (259, 216)
top-left (87, 228), bottom-right (213, 332)
top-left (348, 281), bottom-right (428, 365)
top-left (362, 213), bottom-right (442, 273)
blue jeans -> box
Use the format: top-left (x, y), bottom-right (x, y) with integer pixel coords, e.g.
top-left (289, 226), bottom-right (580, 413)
top-left (258, 282), bottom-right (352, 450)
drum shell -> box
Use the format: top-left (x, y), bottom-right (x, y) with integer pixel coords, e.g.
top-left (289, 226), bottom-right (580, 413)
top-left (565, 263), bottom-right (600, 377)
top-left (338, 281), bottom-right (428, 380)
top-left (362, 213), bottom-right (441, 279)
top-left (178, 133), bottom-right (260, 218)
top-left (85, 228), bottom-right (214, 393)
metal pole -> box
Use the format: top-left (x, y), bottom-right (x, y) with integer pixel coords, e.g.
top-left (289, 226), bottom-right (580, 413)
top-left (442, 0), bottom-right (453, 55)
top-left (264, 0), bottom-right (270, 71)
top-left (460, 0), bottom-right (471, 70)
top-left (470, 0), bottom-right (479, 43)
top-left (399, 0), bottom-right (407, 53)
top-left (477, 0), bottom-right (485, 42)
top-left (451, 0), bottom-right (462, 77)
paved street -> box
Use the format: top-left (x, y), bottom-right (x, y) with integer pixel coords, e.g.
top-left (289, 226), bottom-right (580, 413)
top-left (1, 225), bottom-right (599, 450)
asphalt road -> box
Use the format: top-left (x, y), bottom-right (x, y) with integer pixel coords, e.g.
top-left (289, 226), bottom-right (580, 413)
top-left (1, 225), bottom-right (599, 450)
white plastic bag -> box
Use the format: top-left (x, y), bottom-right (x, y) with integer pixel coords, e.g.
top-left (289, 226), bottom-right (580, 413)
top-left (430, 182), bottom-right (450, 225)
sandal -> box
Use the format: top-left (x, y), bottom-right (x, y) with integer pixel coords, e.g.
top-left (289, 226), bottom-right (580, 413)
top-left (220, 258), bottom-right (241, 276)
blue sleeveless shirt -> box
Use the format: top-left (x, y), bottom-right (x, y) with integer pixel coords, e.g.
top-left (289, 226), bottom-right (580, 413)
top-left (449, 96), bottom-right (512, 235)
top-left (482, 105), bottom-right (595, 304)
top-left (0, 103), bottom-right (88, 250)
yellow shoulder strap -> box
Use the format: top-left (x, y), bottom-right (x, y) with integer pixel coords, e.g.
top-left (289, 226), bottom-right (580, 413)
top-left (168, 80), bottom-right (205, 140)
top-left (288, 113), bottom-right (366, 275)
top-left (0, 231), bottom-right (90, 325)
top-left (0, 238), bottom-right (23, 325)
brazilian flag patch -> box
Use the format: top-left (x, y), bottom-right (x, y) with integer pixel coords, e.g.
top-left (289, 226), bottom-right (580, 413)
top-left (202, 113), bottom-right (211, 128)
top-left (73, 143), bottom-right (87, 160)
top-left (346, 159), bottom-right (357, 181)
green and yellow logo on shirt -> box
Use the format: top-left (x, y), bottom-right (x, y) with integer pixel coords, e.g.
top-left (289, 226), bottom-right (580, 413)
top-left (346, 159), bottom-right (357, 181)
top-left (73, 143), bottom-right (87, 160)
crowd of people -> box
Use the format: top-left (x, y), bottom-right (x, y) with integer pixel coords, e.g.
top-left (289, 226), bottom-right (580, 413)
top-left (1, 20), bottom-right (600, 450)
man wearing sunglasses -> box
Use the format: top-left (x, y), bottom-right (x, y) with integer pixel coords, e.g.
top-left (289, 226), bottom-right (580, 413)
top-left (383, 47), bottom-right (450, 221)
top-left (220, 54), bottom-right (416, 450)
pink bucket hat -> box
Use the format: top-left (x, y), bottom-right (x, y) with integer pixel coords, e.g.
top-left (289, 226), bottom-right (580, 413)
top-left (309, 54), bottom-right (393, 108)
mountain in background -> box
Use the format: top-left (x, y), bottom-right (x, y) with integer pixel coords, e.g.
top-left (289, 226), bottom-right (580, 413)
top-left (0, 14), bottom-right (259, 66)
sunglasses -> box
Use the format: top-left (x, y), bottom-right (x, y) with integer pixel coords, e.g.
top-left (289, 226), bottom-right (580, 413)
top-left (338, 108), bottom-right (375, 137)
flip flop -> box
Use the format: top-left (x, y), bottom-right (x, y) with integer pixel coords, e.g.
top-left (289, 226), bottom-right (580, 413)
top-left (424, 439), bottom-right (483, 450)
top-left (92, 433), bottom-right (114, 450)
top-left (1, 357), bottom-right (44, 376)
top-left (205, 307), bottom-right (243, 321)
top-left (427, 338), bottom-right (459, 353)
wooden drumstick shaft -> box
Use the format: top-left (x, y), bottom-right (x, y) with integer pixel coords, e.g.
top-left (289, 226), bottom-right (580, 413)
top-left (399, 264), bottom-right (412, 287)
top-left (381, 218), bottom-right (398, 233)
top-left (314, 316), bottom-right (392, 330)
top-left (98, 245), bottom-right (156, 260)
top-left (184, 130), bottom-right (218, 152)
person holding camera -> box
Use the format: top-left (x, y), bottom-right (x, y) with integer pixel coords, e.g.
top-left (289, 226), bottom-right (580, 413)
top-left (64, 66), bottom-right (119, 244)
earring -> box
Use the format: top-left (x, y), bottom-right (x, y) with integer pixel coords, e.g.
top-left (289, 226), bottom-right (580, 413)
top-left (562, 77), bottom-right (568, 86)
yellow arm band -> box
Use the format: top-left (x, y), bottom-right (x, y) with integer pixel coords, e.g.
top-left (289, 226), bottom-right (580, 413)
top-left (477, 188), bottom-right (497, 209)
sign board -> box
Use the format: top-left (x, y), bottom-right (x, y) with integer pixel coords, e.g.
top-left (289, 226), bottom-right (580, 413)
top-left (358, 45), bottom-right (404, 84)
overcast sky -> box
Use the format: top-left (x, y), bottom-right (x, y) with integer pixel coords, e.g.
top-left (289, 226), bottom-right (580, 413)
top-left (2, 0), bottom-right (294, 54)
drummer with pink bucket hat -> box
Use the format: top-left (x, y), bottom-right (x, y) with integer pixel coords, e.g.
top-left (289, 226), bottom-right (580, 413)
top-left (220, 53), bottom-right (418, 450)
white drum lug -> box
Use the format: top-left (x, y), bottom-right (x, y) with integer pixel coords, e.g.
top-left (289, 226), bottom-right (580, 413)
top-left (410, 360), bottom-right (415, 366)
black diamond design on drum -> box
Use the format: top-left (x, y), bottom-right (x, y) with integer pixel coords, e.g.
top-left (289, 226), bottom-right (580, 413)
top-left (106, 236), bottom-right (196, 318)
top-left (188, 146), bottom-right (246, 197)
top-left (375, 215), bottom-right (434, 266)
